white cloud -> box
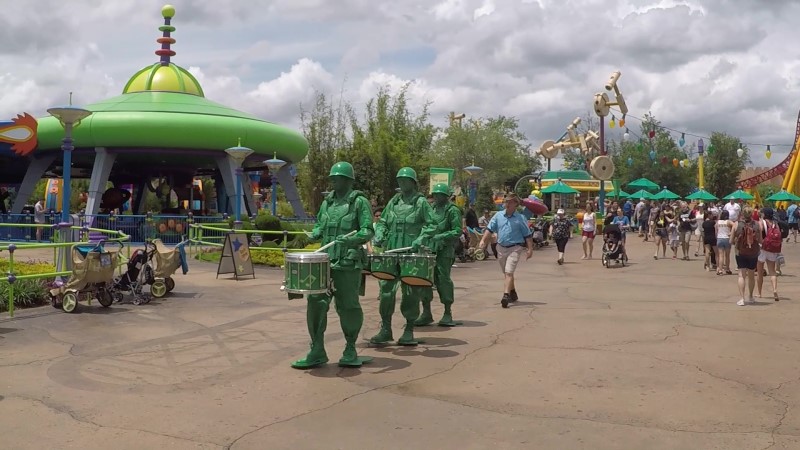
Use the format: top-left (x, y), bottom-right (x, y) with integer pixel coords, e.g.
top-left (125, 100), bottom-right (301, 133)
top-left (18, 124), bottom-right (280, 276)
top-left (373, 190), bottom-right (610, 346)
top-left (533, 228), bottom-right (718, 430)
top-left (2, 0), bottom-right (800, 171)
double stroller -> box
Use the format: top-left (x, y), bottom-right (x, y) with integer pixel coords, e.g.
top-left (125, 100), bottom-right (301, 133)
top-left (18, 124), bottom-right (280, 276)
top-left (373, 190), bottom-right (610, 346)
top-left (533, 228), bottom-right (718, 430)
top-left (112, 239), bottom-right (188, 303)
top-left (49, 241), bottom-right (122, 313)
top-left (601, 223), bottom-right (628, 268)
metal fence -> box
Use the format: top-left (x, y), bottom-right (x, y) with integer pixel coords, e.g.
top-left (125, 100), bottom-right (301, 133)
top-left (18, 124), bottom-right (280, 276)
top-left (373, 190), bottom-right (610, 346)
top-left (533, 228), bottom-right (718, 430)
top-left (0, 213), bottom-right (315, 245)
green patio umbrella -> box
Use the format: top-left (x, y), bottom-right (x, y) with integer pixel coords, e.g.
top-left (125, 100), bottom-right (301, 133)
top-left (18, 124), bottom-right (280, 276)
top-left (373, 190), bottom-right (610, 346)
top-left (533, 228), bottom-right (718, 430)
top-left (627, 177), bottom-right (660, 191)
top-left (765, 190), bottom-right (800, 202)
top-left (723, 189), bottom-right (754, 201)
top-left (651, 188), bottom-right (681, 201)
top-left (541, 180), bottom-right (580, 195)
top-left (685, 189), bottom-right (718, 201)
top-left (629, 189), bottom-right (653, 200)
top-left (610, 187), bottom-right (630, 199)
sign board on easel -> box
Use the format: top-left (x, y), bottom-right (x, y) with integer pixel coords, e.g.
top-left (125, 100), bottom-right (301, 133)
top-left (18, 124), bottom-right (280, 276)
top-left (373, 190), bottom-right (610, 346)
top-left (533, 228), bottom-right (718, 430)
top-left (216, 233), bottom-right (255, 280)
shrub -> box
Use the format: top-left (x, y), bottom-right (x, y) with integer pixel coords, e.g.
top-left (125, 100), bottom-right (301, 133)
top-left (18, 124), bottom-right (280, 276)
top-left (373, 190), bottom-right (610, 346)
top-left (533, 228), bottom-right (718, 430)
top-left (0, 259), bottom-right (57, 312)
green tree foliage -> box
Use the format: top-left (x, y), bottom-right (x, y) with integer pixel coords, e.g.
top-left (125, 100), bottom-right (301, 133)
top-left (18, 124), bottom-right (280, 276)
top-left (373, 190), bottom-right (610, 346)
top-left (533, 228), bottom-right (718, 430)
top-left (429, 115), bottom-right (540, 198)
top-left (608, 114), bottom-right (697, 196)
top-left (474, 182), bottom-right (496, 213)
top-left (297, 92), bottom-right (347, 214)
top-left (344, 84), bottom-right (436, 205)
top-left (704, 132), bottom-right (749, 197)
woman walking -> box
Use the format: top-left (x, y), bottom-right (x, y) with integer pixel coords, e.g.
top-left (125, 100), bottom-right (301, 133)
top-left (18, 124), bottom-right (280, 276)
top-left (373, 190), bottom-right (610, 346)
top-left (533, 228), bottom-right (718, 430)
top-left (715, 210), bottom-right (734, 275)
top-left (702, 211), bottom-right (717, 271)
top-left (550, 208), bottom-right (572, 265)
top-left (733, 207), bottom-right (761, 306)
top-left (581, 202), bottom-right (596, 260)
top-left (651, 209), bottom-right (669, 259)
top-left (756, 207), bottom-right (782, 300)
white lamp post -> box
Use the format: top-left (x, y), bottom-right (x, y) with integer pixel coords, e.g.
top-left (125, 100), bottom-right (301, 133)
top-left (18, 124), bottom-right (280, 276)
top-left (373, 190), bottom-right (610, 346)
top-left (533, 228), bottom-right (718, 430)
top-left (464, 162), bottom-right (483, 206)
top-left (264, 152), bottom-right (286, 216)
top-left (224, 140), bottom-right (253, 228)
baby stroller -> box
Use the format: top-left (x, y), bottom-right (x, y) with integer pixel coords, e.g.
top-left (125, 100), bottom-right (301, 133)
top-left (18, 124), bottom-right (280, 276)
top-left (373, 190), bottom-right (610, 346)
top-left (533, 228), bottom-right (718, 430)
top-left (48, 241), bottom-right (122, 313)
top-left (601, 223), bottom-right (627, 268)
top-left (466, 227), bottom-right (488, 261)
top-left (531, 218), bottom-right (550, 248)
top-left (149, 238), bottom-right (189, 298)
top-left (111, 241), bottom-right (157, 305)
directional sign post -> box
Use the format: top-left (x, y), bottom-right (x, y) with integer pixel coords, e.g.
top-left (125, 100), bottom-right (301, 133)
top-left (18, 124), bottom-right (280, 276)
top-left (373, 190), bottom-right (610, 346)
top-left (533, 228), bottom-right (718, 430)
top-left (217, 232), bottom-right (255, 280)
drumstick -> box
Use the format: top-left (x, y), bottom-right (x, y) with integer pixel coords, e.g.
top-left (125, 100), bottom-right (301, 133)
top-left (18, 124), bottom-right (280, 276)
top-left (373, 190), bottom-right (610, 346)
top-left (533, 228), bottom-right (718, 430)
top-left (314, 230), bottom-right (357, 253)
top-left (384, 246), bottom-right (413, 253)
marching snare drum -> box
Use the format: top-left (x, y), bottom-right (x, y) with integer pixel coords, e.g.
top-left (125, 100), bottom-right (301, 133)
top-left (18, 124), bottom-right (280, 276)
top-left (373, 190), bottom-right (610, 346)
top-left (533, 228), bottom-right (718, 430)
top-left (369, 254), bottom-right (399, 281)
top-left (399, 254), bottom-right (436, 287)
top-left (284, 252), bottom-right (331, 294)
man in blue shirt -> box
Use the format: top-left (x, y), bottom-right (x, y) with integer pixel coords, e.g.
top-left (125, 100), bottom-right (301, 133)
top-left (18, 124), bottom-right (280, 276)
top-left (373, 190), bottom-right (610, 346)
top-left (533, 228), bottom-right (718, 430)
top-left (479, 193), bottom-right (533, 308)
top-left (623, 199), bottom-right (632, 223)
top-left (788, 202), bottom-right (799, 243)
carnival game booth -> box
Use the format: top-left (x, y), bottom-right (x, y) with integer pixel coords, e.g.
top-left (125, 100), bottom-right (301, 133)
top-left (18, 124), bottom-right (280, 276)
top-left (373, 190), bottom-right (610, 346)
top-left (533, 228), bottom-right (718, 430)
top-left (535, 171), bottom-right (619, 212)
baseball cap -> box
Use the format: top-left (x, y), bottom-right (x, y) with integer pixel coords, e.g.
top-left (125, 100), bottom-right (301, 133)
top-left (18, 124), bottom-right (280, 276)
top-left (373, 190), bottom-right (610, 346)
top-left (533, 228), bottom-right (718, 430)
top-left (556, 208), bottom-right (565, 215)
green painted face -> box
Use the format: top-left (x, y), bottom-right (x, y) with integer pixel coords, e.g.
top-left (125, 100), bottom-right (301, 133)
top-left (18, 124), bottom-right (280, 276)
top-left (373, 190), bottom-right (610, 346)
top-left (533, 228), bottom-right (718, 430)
top-left (329, 175), bottom-right (352, 192)
top-left (397, 177), bottom-right (416, 194)
top-left (433, 193), bottom-right (449, 206)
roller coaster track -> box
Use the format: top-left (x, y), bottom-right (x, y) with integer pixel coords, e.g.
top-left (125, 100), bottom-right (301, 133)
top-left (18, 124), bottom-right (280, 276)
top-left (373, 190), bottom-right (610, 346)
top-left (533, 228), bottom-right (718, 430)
top-left (737, 109), bottom-right (800, 189)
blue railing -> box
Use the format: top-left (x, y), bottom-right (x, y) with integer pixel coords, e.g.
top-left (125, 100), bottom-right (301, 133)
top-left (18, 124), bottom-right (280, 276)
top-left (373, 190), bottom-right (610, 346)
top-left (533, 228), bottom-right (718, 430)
top-left (0, 213), bottom-right (315, 245)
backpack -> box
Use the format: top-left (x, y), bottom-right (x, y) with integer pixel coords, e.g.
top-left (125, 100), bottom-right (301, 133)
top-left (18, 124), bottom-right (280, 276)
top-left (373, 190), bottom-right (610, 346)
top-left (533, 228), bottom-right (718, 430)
top-left (778, 220), bottom-right (790, 239)
top-left (736, 222), bottom-right (759, 256)
top-left (762, 221), bottom-right (783, 253)
top-left (794, 207), bottom-right (800, 219)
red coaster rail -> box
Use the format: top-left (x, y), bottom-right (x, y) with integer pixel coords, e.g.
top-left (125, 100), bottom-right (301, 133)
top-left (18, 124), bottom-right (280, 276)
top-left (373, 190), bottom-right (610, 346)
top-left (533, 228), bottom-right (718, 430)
top-left (737, 109), bottom-right (800, 189)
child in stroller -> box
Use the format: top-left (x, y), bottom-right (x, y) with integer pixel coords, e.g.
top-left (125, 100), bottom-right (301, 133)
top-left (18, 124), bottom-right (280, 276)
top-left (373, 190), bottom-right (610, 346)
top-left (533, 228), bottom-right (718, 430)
top-left (601, 221), bottom-right (627, 268)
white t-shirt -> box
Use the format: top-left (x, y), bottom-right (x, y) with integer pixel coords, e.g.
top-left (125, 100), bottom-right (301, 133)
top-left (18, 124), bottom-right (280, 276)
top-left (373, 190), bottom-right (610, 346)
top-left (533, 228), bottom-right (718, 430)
top-left (724, 202), bottom-right (740, 221)
top-left (582, 213), bottom-right (596, 232)
top-left (34, 201), bottom-right (46, 223)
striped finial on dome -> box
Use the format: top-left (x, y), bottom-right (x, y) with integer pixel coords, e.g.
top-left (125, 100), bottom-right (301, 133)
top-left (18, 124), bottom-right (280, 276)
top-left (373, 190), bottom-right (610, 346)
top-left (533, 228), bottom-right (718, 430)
top-left (156, 5), bottom-right (177, 66)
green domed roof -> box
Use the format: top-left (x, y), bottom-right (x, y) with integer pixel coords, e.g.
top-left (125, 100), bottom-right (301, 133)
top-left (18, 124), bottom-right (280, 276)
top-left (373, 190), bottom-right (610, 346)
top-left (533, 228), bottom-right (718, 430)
top-left (123, 63), bottom-right (204, 96)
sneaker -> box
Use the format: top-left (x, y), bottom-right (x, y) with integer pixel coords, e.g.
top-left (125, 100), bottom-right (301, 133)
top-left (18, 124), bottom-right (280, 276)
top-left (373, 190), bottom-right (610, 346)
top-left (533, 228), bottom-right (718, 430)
top-left (501, 294), bottom-right (510, 308)
top-left (509, 290), bottom-right (518, 303)
top-left (736, 298), bottom-right (746, 306)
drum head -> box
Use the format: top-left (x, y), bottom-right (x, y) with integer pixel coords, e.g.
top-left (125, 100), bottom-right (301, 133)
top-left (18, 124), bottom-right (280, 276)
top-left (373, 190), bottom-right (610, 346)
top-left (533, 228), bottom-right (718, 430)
top-left (286, 252), bottom-right (330, 263)
top-left (371, 272), bottom-right (397, 281)
top-left (400, 276), bottom-right (433, 287)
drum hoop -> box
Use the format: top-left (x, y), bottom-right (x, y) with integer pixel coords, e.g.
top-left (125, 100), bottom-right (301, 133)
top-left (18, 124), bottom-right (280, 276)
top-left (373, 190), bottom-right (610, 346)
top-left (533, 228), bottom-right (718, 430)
top-left (285, 252), bottom-right (330, 263)
top-left (400, 254), bottom-right (436, 259)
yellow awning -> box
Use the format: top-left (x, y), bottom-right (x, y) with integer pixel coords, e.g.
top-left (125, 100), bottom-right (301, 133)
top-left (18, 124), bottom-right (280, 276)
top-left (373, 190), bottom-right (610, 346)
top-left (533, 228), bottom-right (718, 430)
top-left (537, 179), bottom-right (614, 192)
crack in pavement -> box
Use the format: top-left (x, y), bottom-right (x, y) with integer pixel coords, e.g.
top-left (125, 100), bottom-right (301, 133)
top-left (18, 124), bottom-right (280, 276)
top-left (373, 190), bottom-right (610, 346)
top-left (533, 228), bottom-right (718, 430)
top-left (224, 308), bottom-right (538, 449)
top-left (10, 394), bottom-right (224, 448)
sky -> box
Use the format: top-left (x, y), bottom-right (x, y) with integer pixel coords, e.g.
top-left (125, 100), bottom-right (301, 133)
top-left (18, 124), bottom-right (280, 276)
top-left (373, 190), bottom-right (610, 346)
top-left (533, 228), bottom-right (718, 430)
top-left (2, 0), bottom-right (800, 171)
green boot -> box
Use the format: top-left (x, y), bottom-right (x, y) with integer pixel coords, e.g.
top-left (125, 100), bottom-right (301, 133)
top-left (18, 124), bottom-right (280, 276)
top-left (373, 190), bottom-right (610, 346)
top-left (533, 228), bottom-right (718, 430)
top-left (414, 304), bottom-right (434, 327)
top-left (397, 324), bottom-right (419, 346)
top-left (438, 305), bottom-right (458, 327)
top-left (369, 323), bottom-right (393, 344)
top-left (291, 344), bottom-right (329, 369)
top-left (338, 343), bottom-right (362, 367)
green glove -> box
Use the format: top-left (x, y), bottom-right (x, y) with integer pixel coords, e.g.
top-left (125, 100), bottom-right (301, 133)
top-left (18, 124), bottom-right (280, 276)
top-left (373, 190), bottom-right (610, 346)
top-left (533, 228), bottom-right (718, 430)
top-left (411, 237), bottom-right (425, 252)
top-left (335, 235), bottom-right (355, 248)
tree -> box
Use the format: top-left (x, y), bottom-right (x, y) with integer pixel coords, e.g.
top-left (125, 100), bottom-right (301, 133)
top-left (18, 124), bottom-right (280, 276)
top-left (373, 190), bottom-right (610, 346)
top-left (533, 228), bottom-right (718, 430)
top-left (429, 115), bottom-right (540, 200)
top-left (297, 91), bottom-right (348, 214)
top-left (607, 114), bottom-right (697, 196)
top-left (704, 132), bottom-right (750, 197)
top-left (343, 84), bottom-right (436, 206)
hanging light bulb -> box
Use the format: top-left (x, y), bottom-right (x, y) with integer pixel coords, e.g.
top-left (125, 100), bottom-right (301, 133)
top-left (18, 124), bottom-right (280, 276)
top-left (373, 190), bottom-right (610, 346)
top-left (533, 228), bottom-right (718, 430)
top-left (672, 158), bottom-right (679, 167)
top-left (648, 129), bottom-right (656, 139)
top-left (736, 148), bottom-right (744, 158)
top-left (683, 158), bottom-right (690, 167)
top-left (627, 157), bottom-right (633, 166)
top-left (661, 156), bottom-right (668, 165)
top-left (637, 142), bottom-right (644, 152)
top-left (766, 145), bottom-right (772, 159)
top-left (619, 117), bottom-right (625, 127)
top-left (707, 144), bottom-right (714, 154)
top-left (609, 115), bottom-right (616, 128)
top-left (679, 133), bottom-right (685, 148)
top-left (623, 128), bottom-right (630, 141)
top-left (679, 160), bottom-right (685, 168)
top-left (649, 150), bottom-right (656, 161)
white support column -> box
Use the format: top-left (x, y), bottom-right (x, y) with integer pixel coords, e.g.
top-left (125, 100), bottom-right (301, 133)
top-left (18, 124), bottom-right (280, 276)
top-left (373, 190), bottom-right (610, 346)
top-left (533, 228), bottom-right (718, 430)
top-left (11, 154), bottom-right (57, 214)
top-left (84, 147), bottom-right (116, 216)
top-left (275, 164), bottom-right (308, 218)
top-left (215, 156), bottom-right (239, 215)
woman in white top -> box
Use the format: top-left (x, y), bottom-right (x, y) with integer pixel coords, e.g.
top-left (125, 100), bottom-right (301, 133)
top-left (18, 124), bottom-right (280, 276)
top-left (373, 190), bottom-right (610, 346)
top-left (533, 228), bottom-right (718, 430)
top-left (714, 210), bottom-right (734, 275)
top-left (581, 202), bottom-right (596, 260)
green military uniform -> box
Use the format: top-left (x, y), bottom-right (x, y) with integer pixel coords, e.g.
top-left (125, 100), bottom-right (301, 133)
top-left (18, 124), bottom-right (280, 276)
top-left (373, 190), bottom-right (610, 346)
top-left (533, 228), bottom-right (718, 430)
top-left (292, 162), bottom-right (374, 369)
top-left (370, 167), bottom-right (436, 346)
top-left (415, 183), bottom-right (463, 327)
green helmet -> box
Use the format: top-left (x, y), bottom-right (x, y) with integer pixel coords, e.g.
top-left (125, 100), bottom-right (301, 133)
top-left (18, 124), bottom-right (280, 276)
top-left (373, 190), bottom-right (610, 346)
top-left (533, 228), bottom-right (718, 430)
top-left (329, 162), bottom-right (355, 180)
top-left (396, 167), bottom-right (418, 183)
top-left (432, 182), bottom-right (450, 196)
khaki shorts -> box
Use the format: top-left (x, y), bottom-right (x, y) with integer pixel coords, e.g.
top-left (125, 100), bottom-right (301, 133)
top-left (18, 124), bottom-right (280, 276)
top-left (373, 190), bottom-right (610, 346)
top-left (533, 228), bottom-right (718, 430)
top-left (497, 244), bottom-right (525, 274)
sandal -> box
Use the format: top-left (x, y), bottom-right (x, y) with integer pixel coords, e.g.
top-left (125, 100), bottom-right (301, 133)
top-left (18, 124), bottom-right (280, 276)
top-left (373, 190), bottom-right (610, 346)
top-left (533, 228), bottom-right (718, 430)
top-left (774, 292), bottom-right (779, 302)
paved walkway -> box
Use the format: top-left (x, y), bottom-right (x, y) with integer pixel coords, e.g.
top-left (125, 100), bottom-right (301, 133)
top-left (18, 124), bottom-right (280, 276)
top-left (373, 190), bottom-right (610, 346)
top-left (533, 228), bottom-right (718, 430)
top-left (2, 237), bottom-right (800, 449)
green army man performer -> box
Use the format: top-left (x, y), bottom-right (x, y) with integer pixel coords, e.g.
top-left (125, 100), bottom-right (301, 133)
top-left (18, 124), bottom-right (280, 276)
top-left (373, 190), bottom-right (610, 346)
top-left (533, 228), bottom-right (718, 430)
top-left (415, 182), bottom-right (463, 327)
top-left (371, 167), bottom-right (436, 346)
top-left (292, 162), bottom-right (374, 369)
